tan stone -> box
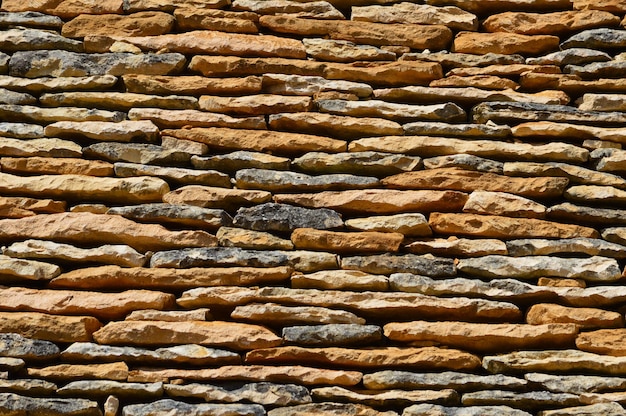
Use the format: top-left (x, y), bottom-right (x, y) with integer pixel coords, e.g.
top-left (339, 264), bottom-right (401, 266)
top-left (44, 120), bottom-right (159, 143)
top-left (94, 321), bottom-right (281, 350)
top-left (0, 157), bottom-right (113, 176)
top-left (462, 191), bottom-right (547, 218)
top-left (259, 16), bottom-right (452, 50)
top-left (232, 303), bottom-right (366, 325)
top-left (40, 91), bottom-right (197, 112)
top-left (520, 73), bottom-right (626, 96)
top-left (199, 94), bottom-right (311, 115)
top-left (0, 75), bottom-right (118, 94)
top-left (579, 93), bottom-right (626, 112)
top-left (565, 185), bottom-right (626, 206)
top-left (317, 99), bottom-right (466, 122)
top-left (262, 73), bottom-right (372, 98)
top-left (425, 0), bottom-right (572, 13)
top-left (453, 32), bottom-right (559, 55)
top-left (246, 346), bottom-right (481, 370)
top-left (527, 304), bottom-right (622, 329)
top-left (483, 10), bottom-right (620, 35)
top-left (291, 228), bottom-right (403, 253)
top-left (352, 3), bottom-right (476, 31)
top-left (430, 75), bottom-right (519, 90)
top-left (573, 0), bottom-right (626, 12)
top-left (448, 63), bottom-right (560, 77)
top-left (512, 121), bottom-right (626, 144)
top-left (311, 386), bottom-right (457, 408)
top-left (128, 365), bottom-right (362, 386)
top-left (0, 287), bottom-right (174, 320)
top-left (127, 309), bottom-right (211, 322)
top-left (538, 278), bottom-right (586, 288)
top-left (125, 0), bottom-right (229, 13)
top-left (275, 190), bottom-right (467, 214)
top-left (163, 128), bottom-right (346, 155)
top-left (189, 55), bottom-right (326, 78)
top-left (62, 11), bottom-right (174, 38)
top-left (0, 196), bottom-right (65, 218)
top-left (123, 74), bottom-right (262, 96)
top-left (576, 329), bottom-right (626, 356)
top-left (345, 214), bottom-right (432, 237)
top-left (291, 270), bottom-right (389, 291)
top-left (173, 8), bottom-right (259, 33)
top-left (383, 168), bottom-right (567, 199)
top-left (504, 161), bottom-right (626, 189)
top-left (303, 38), bottom-right (396, 63)
top-left (163, 186), bottom-right (271, 210)
top-left (405, 238), bottom-right (508, 257)
top-left (85, 31), bottom-right (305, 58)
top-left (0, 137), bottom-right (81, 158)
top-left (128, 108), bottom-right (265, 130)
top-left (384, 321), bottom-right (578, 353)
top-left (267, 403), bottom-right (396, 416)
top-left (429, 213), bottom-right (599, 239)
top-left (0, 212), bottom-right (217, 252)
top-left (0, 312), bottom-right (101, 343)
top-left (217, 227), bottom-right (294, 251)
top-left (28, 362), bottom-right (128, 381)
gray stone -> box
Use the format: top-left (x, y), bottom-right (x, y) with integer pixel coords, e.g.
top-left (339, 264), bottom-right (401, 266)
top-left (0, 357), bottom-right (24, 372)
top-left (9, 50), bottom-right (186, 78)
top-left (303, 38), bottom-right (396, 62)
top-left (107, 203), bottom-right (232, 230)
top-left (4, 239), bottom-right (147, 268)
top-left (363, 370), bottom-right (527, 392)
top-left (0, 379), bottom-right (57, 395)
top-left (0, 28), bottom-right (82, 52)
top-left (0, 11), bottom-right (63, 29)
top-left (150, 247), bottom-right (337, 272)
top-left (40, 91), bottom-right (198, 111)
top-left (404, 238), bottom-right (508, 258)
top-left (282, 324), bottom-right (382, 347)
top-left (231, 303), bottom-right (365, 325)
top-left (235, 168), bottom-right (379, 192)
top-left (472, 102), bottom-right (626, 125)
top-left (402, 121), bottom-right (511, 138)
top-left (0, 53), bottom-right (7, 74)
top-left (539, 403), bottom-right (626, 416)
top-left (506, 238), bottom-right (626, 258)
top-left (399, 51), bottom-right (525, 69)
top-left (191, 151), bottom-right (290, 172)
top-left (561, 29), bottom-right (626, 50)
top-left (566, 60), bottom-right (626, 79)
top-left (44, 120), bottom-right (159, 143)
top-left (390, 275), bottom-right (556, 303)
top-left (0, 75), bottom-right (118, 94)
top-left (526, 48), bottom-right (612, 66)
top-left (292, 152), bottom-right (421, 176)
top-left (341, 254), bottom-right (456, 277)
top-left (83, 143), bottom-right (190, 166)
top-left (122, 400), bottom-right (264, 416)
top-left (291, 269), bottom-right (388, 291)
top-left (114, 163), bottom-right (231, 187)
top-left (0, 123), bottom-right (43, 138)
top-left (127, 309), bottom-right (212, 321)
top-left (548, 202), bottom-right (626, 226)
top-left (0, 393), bottom-right (101, 416)
top-left (0, 137), bottom-right (81, 158)
top-left (601, 227), bottom-right (626, 246)
top-left (461, 390), bottom-right (580, 411)
top-left (129, 108), bottom-right (265, 130)
top-left (62, 342), bottom-right (240, 366)
top-left (423, 154), bottom-right (504, 174)
top-left (58, 380), bottom-right (163, 399)
top-left (0, 254), bottom-right (61, 281)
top-left (0, 104), bottom-right (124, 124)
top-left (164, 382), bottom-right (311, 406)
top-left (403, 404), bottom-right (531, 416)
top-left (457, 255), bottom-right (621, 282)
top-left (0, 333), bottom-right (59, 360)
top-left (526, 372), bottom-right (626, 394)
top-left (233, 203), bottom-right (343, 232)
top-left (345, 214), bottom-right (431, 237)
top-left (262, 73), bottom-right (373, 98)
top-left (317, 99), bottom-right (466, 122)
top-left (0, 88), bottom-right (36, 105)
top-left (591, 147), bottom-right (626, 172)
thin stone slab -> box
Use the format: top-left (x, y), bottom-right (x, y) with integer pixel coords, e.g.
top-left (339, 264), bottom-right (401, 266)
top-left (462, 191), bottom-right (546, 218)
top-left (267, 403), bottom-right (396, 416)
top-left (422, 155), bottom-right (504, 174)
top-left (0, 11), bottom-right (64, 29)
top-left (345, 214), bottom-right (431, 237)
top-left (129, 108), bottom-right (265, 130)
top-left (0, 88), bottom-right (36, 105)
top-left (173, 8), bottom-right (259, 33)
top-left (430, 74), bottom-right (519, 90)
top-left (0, 333), bottom-right (59, 360)
top-left (566, 60), bottom-right (626, 79)
top-left (192, 152), bottom-right (290, 172)
top-left (126, 309), bottom-right (211, 322)
top-left (526, 48), bottom-right (612, 66)
top-left (44, 120), bottom-right (159, 143)
top-left (462, 391), bottom-right (579, 411)
top-left (0, 196), bottom-right (65, 218)
top-left (124, 0), bottom-right (229, 12)
top-left (573, 0), bottom-right (626, 12)
top-left (302, 39), bottom-right (396, 63)
top-left (548, 202), bottom-right (626, 226)
top-left (352, 3), bottom-right (476, 30)
top-left (245, 346), bottom-right (481, 371)
top-left (0, 122), bottom-right (43, 138)
top-left (58, 380), bottom-right (163, 399)
top-left (454, 32), bottom-right (560, 55)
top-left (457, 255), bottom-right (621, 282)
top-left (312, 386), bottom-right (458, 408)
top-left (9, 51), bottom-right (186, 77)
top-left (317, 99), bottom-right (465, 123)
top-left (592, 148), bottom-right (626, 172)
top-left (123, 74), bottom-right (262, 96)
top-left (4, 239), bottom-right (146, 268)
top-left (0, 104), bottom-right (124, 124)
top-left (401, 51), bottom-right (524, 69)
top-left (233, 0), bottom-right (342, 19)
top-left (292, 228), bottom-right (402, 253)
top-left (526, 303), bottom-right (623, 328)
top-left (233, 203), bottom-right (343, 232)
top-left (341, 253), bottom-right (455, 277)
top-left (28, 362), bottom-right (128, 382)
top-left (107, 204), bottom-right (232, 230)
top-left (62, 11), bottom-right (174, 38)
top-left (363, 371), bottom-right (527, 392)
top-left (0, 393), bottom-right (101, 416)
top-left (565, 184), bottom-right (626, 206)
top-left (579, 93), bottom-right (626, 112)
top-left (425, 0), bottom-right (572, 13)
top-left (0, 74), bottom-right (118, 93)
top-left (579, 392), bottom-right (626, 405)
top-left (282, 324), bottom-right (382, 347)
top-left (199, 94), bottom-right (311, 115)
top-left (217, 227), bottom-right (294, 251)
top-left (164, 382), bottom-right (311, 406)
top-left (114, 163), bottom-right (231, 187)
top-left (231, 303), bottom-right (366, 325)
top-left (506, 238), bottom-right (626, 258)
top-left (163, 186), bottom-right (272, 210)
top-left (403, 404), bottom-right (531, 416)
top-left (0, 379), bottom-right (57, 395)
top-left (561, 28), bottom-right (626, 50)
top-left (526, 372), bottom-right (626, 394)
top-left (576, 328), bottom-right (626, 356)
top-left (292, 152), bottom-right (421, 176)
top-left (0, 28), bottom-right (82, 52)
top-left (235, 168), bottom-right (379, 192)
top-left (404, 238), bottom-right (508, 257)
top-left (62, 342), bottom-right (240, 366)
top-left (262, 73), bottom-right (372, 98)
top-left (512, 121), bottom-right (626, 144)
top-left (0, 137), bottom-right (81, 158)
top-left (0, 312), bottom-right (101, 343)
top-left (539, 403), bottom-right (626, 416)
top-left (41, 92), bottom-right (197, 112)
top-left (122, 400), bottom-right (264, 416)
top-left (483, 10), bottom-right (619, 35)
top-left (291, 270), bottom-right (388, 291)
top-left (504, 161), bottom-right (626, 189)
top-left (0, 254), bottom-right (60, 281)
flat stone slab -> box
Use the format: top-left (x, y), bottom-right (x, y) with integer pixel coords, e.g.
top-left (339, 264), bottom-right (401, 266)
top-left (57, 380), bottom-right (163, 399)
top-left (0, 74), bottom-right (118, 93)
top-left (282, 324), bottom-right (382, 347)
top-left (311, 386), bottom-right (458, 408)
top-left (0, 28), bottom-right (82, 52)
top-left (0, 312), bottom-right (101, 343)
top-left (267, 403), bottom-right (396, 416)
top-left (232, 303), bottom-right (366, 325)
top-left (548, 202), bottom-right (626, 226)
top-left (406, 237), bottom-right (508, 257)
top-left (291, 269), bottom-right (388, 291)
top-left (0, 379), bottom-right (57, 395)
top-left (0, 122), bottom-right (43, 138)
top-left (114, 163), bottom-right (231, 187)
top-left (233, 203), bottom-right (343, 232)
top-left (561, 28), bottom-right (626, 49)
top-left (192, 151), bottom-right (289, 172)
top-left (526, 303), bottom-right (623, 329)
top-left (0, 137), bottom-right (81, 158)
top-left (461, 390), bottom-right (580, 411)
top-left (262, 73), bottom-right (372, 97)
top-left (0, 393), bottom-right (101, 416)
top-left (107, 203), bottom-right (232, 230)
top-left (121, 400), bottom-right (265, 416)
top-left (363, 370), bottom-right (527, 392)
top-left (302, 38), bottom-right (396, 63)
top-left (345, 213), bottom-right (431, 237)
top-left (576, 329), bottom-right (626, 356)
top-left (163, 186), bottom-right (272, 210)
top-left (123, 74), bottom-right (262, 96)
top-left (199, 94), bottom-right (311, 115)
top-left (423, 155), bottom-right (504, 174)
top-left (235, 168), bottom-right (379, 192)
top-left (291, 228), bottom-right (403, 254)
top-left (0, 333), bottom-right (59, 360)
top-left (129, 108), bottom-right (265, 130)
top-left (0, 11), bottom-right (64, 29)
top-left (44, 120), bottom-right (159, 142)
top-left (27, 362), bottom-right (128, 382)
top-left (317, 99), bottom-right (466, 122)
top-left (293, 152), bottom-right (421, 176)
top-left (504, 161), bottom-right (626, 189)
top-left (341, 253), bottom-right (455, 277)
top-left (0, 254), bottom-right (61, 281)
top-left (506, 238), bottom-right (626, 258)
top-left (526, 372), bottom-right (626, 394)
top-left (62, 11), bottom-right (174, 38)
top-left (217, 227), bottom-right (294, 251)
top-left (403, 404), bottom-right (531, 416)
top-left (352, 3), bottom-right (477, 30)
top-left (483, 10), bottom-right (619, 35)
top-left (539, 403), bottom-right (626, 416)
top-left (164, 382), bottom-right (311, 406)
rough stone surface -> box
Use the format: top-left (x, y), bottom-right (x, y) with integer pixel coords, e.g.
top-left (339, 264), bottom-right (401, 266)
top-left (291, 228), bottom-right (403, 253)
top-left (164, 382), bottom-right (311, 406)
top-left (282, 324), bottom-right (382, 347)
top-left (0, 393), bottom-right (101, 416)
top-left (527, 303), bottom-right (623, 328)
top-left (453, 32), bottom-right (560, 55)
top-left (235, 168), bottom-right (379, 192)
top-left (121, 400), bottom-right (265, 416)
top-left (62, 11), bottom-right (175, 38)
top-left (462, 191), bottom-right (546, 218)
top-left (233, 203), bottom-right (343, 232)
top-left (232, 303), bottom-right (366, 326)
top-left (483, 11), bottom-right (619, 35)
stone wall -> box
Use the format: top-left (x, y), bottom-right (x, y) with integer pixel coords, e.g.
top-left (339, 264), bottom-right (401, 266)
top-left (1, 0), bottom-right (626, 415)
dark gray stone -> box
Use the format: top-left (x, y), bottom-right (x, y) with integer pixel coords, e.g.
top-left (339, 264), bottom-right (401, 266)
top-left (0, 122), bottom-right (44, 138)
top-left (506, 238), bottom-right (626, 258)
top-left (341, 254), bottom-right (456, 277)
top-left (363, 370), bottom-right (527, 392)
top-left (403, 121), bottom-right (511, 138)
top-left (122, 400), bottom-right (264, 416)
top-left (423, 154), bottom-right (503, 173)
top-left (282, 324), bottom-right (382, 347)
top-left (0, 393), bottom-right (101, 416)
top-left (565, 60), bottom-right (626, 80)
top-left (0, 12), bottom-right (64, 29)
top-left (233, 203), bottom-right (343, 232)
top-left (404, 404), bottom-right (531, 416)
top-left (191, 151), bottom-right (290, 172)
top-left (526, 48), bottom-right (611, 66)
top-left (107, 203), bottom-right (232, 229)
top-left (561, 29), bottom-right (626, 50)
top-left (9, 50), bottom-right (186, 78)
top-left (461, 390), bottom-right (580, 411)
top-left (83, 143), bottom-right (190, 166)
top-left (400, 51), bottom-right (525, 69)
top-left (472, 102), bottom-right (626, 125)
top-left (235, 168), bottom-right (379, 192)
top-left (58, 380), bottom-right (163, 399)
top-left (547, 202), bottom-right (626, 226)
top-left (526, 372), bottom-right (626, 394)
top-left (165, 382), bottom-right (311, 406)
top-left (317, 99), bottom-right (466, 122)
top-left (292, 151), bottom-right (421, 176)
top-left (0, 333), bottom-right (59, 360)
top-left (0, 89), bottom-right (36, 105)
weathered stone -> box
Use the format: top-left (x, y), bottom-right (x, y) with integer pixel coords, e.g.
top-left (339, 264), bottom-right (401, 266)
top-left (28, 362), bottom-right (128, 382)
top-left (385, 321), bottom-right (577, 353)
top-left (0, 123), bottom-right (43, 139)
top-left (447, 63), bottom-right (560, 77)
top-left (461, 391), bottom-right (579, 411)
top-left (401, 51), bottom-right (524, 70)
top-left (423, 155), bottom-right (504, 174)
top-left (259, 16), bottom-right (452, 50)
top-left (291, 228), bottom-right (403, 254)
top-left (579, 93), bottom-right (626, 112)
top-left (235, 169), bottom-right (379, 192)
top-left (527, 303), bottom-right (622, 328)
top-left (173, 8), bottom-right (259, 33)
top-left (232, 303), bottom-right (365, 325)
top-left (62, 11), bottom-right (174, 38)
top-left (124, 0), bottom-right (228, 12)
top-left (0, 379), bottom-right (57, 395)
top-left (0, 28), bottom-right (82, 53)
top-left (9, 50), bottom-right (185, 77)
top-left (107, 204), bottom-right (231, 230)
top-left (0, 196), bottom-right (64, 218)
top-left (0, 11), bottom-right (63, 29)
top-left (574, 0), bottom-right (626, 11)
top-left (130, 109), bottom-right (265, 130)
top-left (454, 32), bottom-right (559, 55)
top-left (473, 102), bottom-right (626, 126)
top-left (540, 278), bottom-right (587, 288)
top-left (306, 38), bottom-right (393, 64)
top-left (291, 270), bottom-right (388, 291)
top-left (352, 3), bottom-right (475, 30)
top-left (317, 99), bottom-right (465, 123)
top-left (562, 28), bottom-right (626, 50)
top-left (462, 191), bottom-right (546, 218)
top-left (483, 10), bottom-right (619, 35)
top-left (162, 137), bottom-right (208, 155)
top-left (200, 94), bottom-right (310, 115)
top-left (62, 342), bottom-right (239, 366)
top-left (539, 403), bottom-right (626, 416)
top-left (0, 104), bottom-right (123, 124)
top-left (262, 74), bottom-right (372, 98)
top-left (124, 74), bottom-right (261, 96)
top-left (0, 393), bottom-right (101, 416)
top-left (0, 333), bottom-right (59, 361)
top-left (430, 213), bottom-right (599, 239)
top-left (345, 214), bottom-right (431, 237)
top-left (164, 382), bottom-right (311, 406)
top-left (504, 161), bottom-right (626, 189)
top-left (0, 357), bottom-right (24, 372)
top-left (283, 324), bottom-right (382, 347)
top-left (0, 137), bottom-right (82, 159)
top-left (163, 186), bottom-right (272, 210)
top-left (312, 386), bottom-right (457, 408)
top-left (0, 312), bottom-right (101, 343)
top-left (192, 152), bottom-right (289, 172)
top-left (122, 400), bottom-right (259, 416)
top-left (246, 346), bottom-right (481, 370)
top-left (274, 190), bottom-right (468, 215)
top-left (114, 163), bottom-right (231, 188)
top-left (512, 121), bottom-right (626, 144)
top-left (163, 127), bottom-right (346, 155)
top-left (41, 91), bottom-right (197, 112)
top-left (520, 72), bottom-right (626, 94)
top-left (4, 239), bottom-right (146, 268)
top-left (128, 365), bottom-right (361, 386)
top-left (293, 152), bottom-right (421, 177)
top-left (268, 403), bottom-right (396, 416)
top-left (527, 372), bottom-right (626, 395)
top-left (565, 184), bottom-right (626, 206)
top-left (127, 309), bottom-right (212, 322)
top-left (44, 120), bottom-right (159, 143)
top-left (0, 74), bottom-right (117, 93)
top-left (0, 88), bottom-right (36, 105)
top-left (576, 329), bottom-right (626, 356)
top-left (218, 227), bottom-right (294, 250)
top-left (58, 380), bottom-right (162, 399)
top-left (506, 238), bottom-right (626, 258)
top-left (404, 238), bottom-right (508, 257)
top-left (579, 392), bottom-right (626, 405)
top-left (404, 404), bottom-right (531, 416)
top-left (364, 370), bottom-right (526, 392)
top-left (0, 212), bottom-right (216, 252)
top-left (350, 135), bottom-right (588, 164)
top-left (341, 254), bottom-right (454, 277)
top-left (233, 203), bottom-right (343, 233)
top-left (566, 60), bottom-right (626, 80)
top-left (430, 74), bottom-right (519, 90)
top-left (233, 0), bottom-right (341, 18)
top-left (548, 203), bottom-right (626, 226)
top-left (0, 254), bottom-right (60, 282)
top-left (527, 48), bottom-right (612, 66)
top-left (592, 148), bottom-right (626, 173)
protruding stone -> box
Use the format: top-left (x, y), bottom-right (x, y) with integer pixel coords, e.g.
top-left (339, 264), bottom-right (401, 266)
top-left (1, 157), bottom-right (113, 177)
top-left (423, 154), bottom-right (504, 174)
top-left (127, 309), bottom-right (212, 322)
top-left (462, 191), bottom-right (546, 218)
top-left (352, 3), bottom-right (476, 30)
top-left (404, 238), bottom-right (508, 257)
top-left (199, 94), bottom-right (310, 115)
top-left (461, 391), bottom-right (579, 411)
top-left (124, 74), bottom-right (261, 96)
top-left (262, 73), bottom-right (372, 97)
top-left (565, 184), bottom-right (626, 206)
top-left (405, 404), bottom-right (531, 416)
top-left (114, 163), bottom-right (230, 188)
top-left (173, 8), bottom-right (259, 33)
top-left (527, 303), bottom-right (622, 328)
top-left (267, 403), bottom-right (396, 416)
top-left (0, 28), bottom-right (82, 52)
top-left (0, 393), bottom-right (101, 416)
top-left (504, 161), bottom-right (626, 189)
top-left (192, 152), bottom-right (290, 172)
top-left (539, 403), bottom-right (626, 416)
top-left (291, 270), bottom-right (388, 291)
top-left (526, 372), bottom-right (626, 394)
top-left (0, 312), bottom-right (101, 343)
top-left (0, 11), bottom-right (63, 29)
top-left (345, 214), bottom-right (431, 237)
top-left (58, 380), bottom-right (163, 399)
top-left (506, 238), bottom-right (626, 258)
top-left (163, 186), bottom-right (271, 210)
top-left (232, 303), bottom-right (365, 325)
top-left (512, 121), bottom-right (626, 144)
top-left (121, 400), bottom-right (265, 416)
top-left (233, 203), bottom-right (343, 232)
top-left (0, 88), bottom-right (36, 105)
top-left (62, 11), bottom-right (174, 38)
top-left (0, 122), bottom-right (43, 139)
top-left (548, 203), bottom-right (626, 226)
top-left (41, 91), bottom-right (197, 112)
top-left (364, 370), bottom-right (527, 392)
top-left (0, 254), bottom-right (61, 281)
top-left (430, 74), bottom-right (519, 90)
top-left (293, 152), bottom-right (420, 177)
top-left (527, 48), bottom-right (612, 66)
top-left (124, 0), bottom-right (229, 13)
top-left (28, 362), bottom-right (128, 382)
top-left (317, 99), bottom-right (465, 123)
top-left (217, 227), bottom-right (294, 250)
top-left (282, 324), bottom-right (382, 347)
top-left (483, 11), bottom-right (620, 35)
top-left (0, 333), bottom-right (59, 361)
top-left (0, 74), bottom-right (118, 94)
top-left (0, 138), bottom-right (81, 159)
top-left (45, 120), bottom-right (159, 143)
top-left (561, 28), bottom-right (626, 50)
top-left (131, 108), bottom-right (266, 130)
top-left (341, 253), bottom-right (455, 277)
top-left (312, 386), bottom-right (458, 408)
top-left (303, 38), bottom-right (396, 63)
top-left (164, 382), bottom-right (311, 406)
top-left (107, 203), bottom-right (231, 230)
top-left (576, 329), bottom-right (626, 356)
top-left (235, 168), bottom-right (379, 192)
top-left (454, 32), bottom-right (559, 55)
